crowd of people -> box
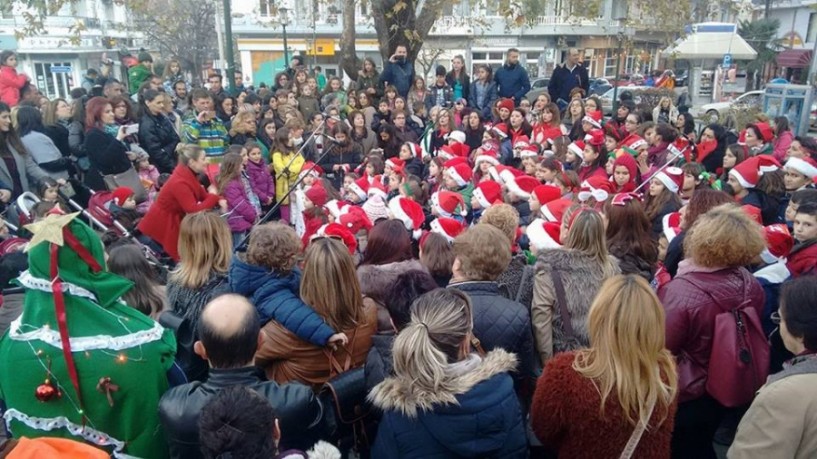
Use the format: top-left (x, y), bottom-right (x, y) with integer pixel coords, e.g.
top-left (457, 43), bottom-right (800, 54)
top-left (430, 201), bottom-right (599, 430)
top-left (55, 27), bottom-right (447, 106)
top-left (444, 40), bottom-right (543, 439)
top-left (0, 44), bottom-right (814, 458)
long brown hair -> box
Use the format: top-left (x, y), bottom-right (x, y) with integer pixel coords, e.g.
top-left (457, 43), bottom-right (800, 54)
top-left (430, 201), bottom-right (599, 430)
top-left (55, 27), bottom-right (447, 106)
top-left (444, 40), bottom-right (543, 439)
top-left (301, 238), bottom-right (365, 331)
top-left (644, 185), bottom-right (681, 221)
top-left (107, 244), bottom-right (165, 318)
top-left (0, 102), bottom-right (26, 158)
top-left (170, 212), bottom-right (232, 288)
top-left (604, 198), bottom-right (658, 265)
top-left (216, 152), bottom-right (244, 194)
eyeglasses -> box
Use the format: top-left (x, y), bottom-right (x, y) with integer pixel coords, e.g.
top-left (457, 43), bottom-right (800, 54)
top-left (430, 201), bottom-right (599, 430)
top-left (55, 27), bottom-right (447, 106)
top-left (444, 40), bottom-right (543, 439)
top-left (771, 311), bottom-right (782, 325)
top-left (625, 119), bottom-right (638, 124)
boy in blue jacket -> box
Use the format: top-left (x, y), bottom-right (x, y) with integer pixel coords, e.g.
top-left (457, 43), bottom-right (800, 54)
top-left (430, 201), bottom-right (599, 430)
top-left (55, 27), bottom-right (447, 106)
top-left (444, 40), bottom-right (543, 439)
top-left (229, 222), bottom-right (347, 348)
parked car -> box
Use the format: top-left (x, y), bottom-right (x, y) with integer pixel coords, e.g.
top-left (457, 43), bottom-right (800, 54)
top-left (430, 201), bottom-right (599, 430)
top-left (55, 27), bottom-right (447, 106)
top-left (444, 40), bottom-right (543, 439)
top-left (590, 78), bottom-right (612, 96)
top-left (599, 86), bottom-right (688, 116)
top-left (524, 77), bottom-right (551, 102)
top-left (700, 90), bottom-right (763, 124)
top-left (674, 69), bottom-right (689, 87)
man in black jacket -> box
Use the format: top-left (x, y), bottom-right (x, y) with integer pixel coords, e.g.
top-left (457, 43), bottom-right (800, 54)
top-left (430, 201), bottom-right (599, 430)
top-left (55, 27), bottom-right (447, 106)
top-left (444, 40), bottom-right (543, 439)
top-left (548, 48), bottom-right (590, 109)
top-left (448, 225), bottom-right (536, 409)
top-left (158, 294), bottom-right (324, 459)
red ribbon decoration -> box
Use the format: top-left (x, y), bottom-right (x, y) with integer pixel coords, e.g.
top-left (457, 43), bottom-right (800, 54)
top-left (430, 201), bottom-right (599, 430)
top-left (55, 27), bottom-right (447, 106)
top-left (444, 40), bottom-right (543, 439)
top-left (50, 242), bottom-right (85, 424)
top-left (63, 229), bottom-right (101, 273)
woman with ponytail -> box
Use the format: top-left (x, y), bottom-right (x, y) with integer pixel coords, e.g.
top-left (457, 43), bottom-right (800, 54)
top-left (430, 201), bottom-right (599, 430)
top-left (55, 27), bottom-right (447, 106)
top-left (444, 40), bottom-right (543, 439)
top-left (369, 288), bottom-right (528, 458)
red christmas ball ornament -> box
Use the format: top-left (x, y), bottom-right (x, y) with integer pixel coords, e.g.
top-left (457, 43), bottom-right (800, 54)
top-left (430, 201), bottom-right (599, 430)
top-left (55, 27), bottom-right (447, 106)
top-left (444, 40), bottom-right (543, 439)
top-left (35, 380), bottom-right (59, 402)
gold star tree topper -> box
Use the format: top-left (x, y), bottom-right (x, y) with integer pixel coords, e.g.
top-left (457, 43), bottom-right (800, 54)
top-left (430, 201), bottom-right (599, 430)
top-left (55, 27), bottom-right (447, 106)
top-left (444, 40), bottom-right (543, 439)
top-left (24, 212), bottom-right (80, 252)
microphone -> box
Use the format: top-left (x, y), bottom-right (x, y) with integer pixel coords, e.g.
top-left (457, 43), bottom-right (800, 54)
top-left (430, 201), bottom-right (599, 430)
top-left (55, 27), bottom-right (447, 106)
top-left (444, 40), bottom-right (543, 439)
top-left (322, 113), bottom-right (342, 122)
top-left (318, 132), bottom-right (339, 143)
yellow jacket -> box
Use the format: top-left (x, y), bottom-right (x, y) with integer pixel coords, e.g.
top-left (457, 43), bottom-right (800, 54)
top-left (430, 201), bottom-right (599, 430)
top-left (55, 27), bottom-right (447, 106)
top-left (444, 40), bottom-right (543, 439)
top-left (272, 150), bottom-right (304, 205)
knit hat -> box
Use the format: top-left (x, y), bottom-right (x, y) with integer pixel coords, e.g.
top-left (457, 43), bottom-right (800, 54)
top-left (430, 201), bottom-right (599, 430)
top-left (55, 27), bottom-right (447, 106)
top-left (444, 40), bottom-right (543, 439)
top-left (621, 133), bottom-right (648, 151)
top-left (578, 175), bottom-right (613, 202)
top-left (312, 223), bottom-right (357, 254)
top-left (305, 185), bottom-right (329, 207)
top-left (729, 156), bottom-right (761, 189)
top-left (367, 175), bottom-right (389, 201)
top-left (541, 198), bottom-right (573, 223)
top-left (506, 175), bottom-right (540, 200)
top-left (446, 163), bottom-right (473, 187)
top-left (348, 176), bottom-right (369, 201)
top-left (430, 217), bottom-right (467, 243)
top-left (527, 218), bottom-right (562, 251)
top-left (339, 206), bottom-right (373, 234)
top-left (388, 196), bottom-right (425, 239)
top-left (568, 141), bottom-right (585, 160)
top-left (385, 157), bottom-right (405, 171)
top-left (785, 156), bottom-right (817, 180)
top-left (662, 212), bottom-right (682, 243)
top-left (612, 154), bottom-right (638, 188)
top-left (431, 190), bottom-right (467, 217)
top-left (761, 223), bottom-right (794, 264)
top-left (448, 130), bottom-right (467, 144)
top-left (654, 166), bottom-right (685, 193)
top-left (473, 181), bottom-right (503, 208)
top-left (362, 195), bottom-right (389, 223)
top-left (137, 51), bottom-right (153, 63)
top-left (585, 129), bottom-right (605, 148)
top-left (324, 199), bottom-right (350, 219)
top-left (497, 98), bottom-right (514, 113)
top-left (582, 110), bottom-right (602, 129)
top-left (111, 187), bottom-right (134, 207)
top-left (404, 142), bottom-right (423, 161)
top-left (532, 184), bottom-right (562, 206)
top-left (299, 161), bottom-right (323, 179)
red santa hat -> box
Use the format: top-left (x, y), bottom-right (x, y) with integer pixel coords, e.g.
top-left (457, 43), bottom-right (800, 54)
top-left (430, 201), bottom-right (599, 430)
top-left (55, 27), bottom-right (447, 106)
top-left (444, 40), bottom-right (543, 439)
top-left (473, 180), bottom-right (503, 208)
top-left (311, 223), bottom-right (357, 254)
top-left (367, 176), bottom-right (389, 201)
top-left (668, 137), bottom-right (692, 162)
top-left (324, 199), bottom-right (350, 219)
top-left (473, 149), bottom-right (500, 171)
top-left (761, 223), bottom-right (794, 264)
top-left (489, 165), bottom-right (523, 185)
top-left (662, 212), bottom-right (682, 243)
top-left (527, 218), bottom-right (562, 251)
top-left (506, 175), bottom-right (540, 200)
top-left (585, 129), bottom-right (605, 148)
top-left (785, 156), bottom-right (817, 180)
top-left (299, 161), bottom-right (324, 179)
top-left (438, 144), bottom-right (462, 161)
top-left (388, 196), bottom-right (425, 239)
top-left (111, 186), bottom-right (134, 207)
top-left (431, 190), bottom-right (467, 217)
top-left (520, 145), bottom-right (540, 159)
top-left (729, 156), bottom-right (761, 189)
top-left (513, 136), bottom-right (531, 149)
top-left (385, 157), bottom-right (405, 170)
top-left (491, 122), bottom-right (509, 139)
top-left (532, 184), bottom-right (562, 206)
top-left (749, 122), bottom-right (774, 143)
top-left (339, 206), bottom-right (373, 234)
top-left (348, 176), bottom-right (370, 201)
top-left (447, 130), bottom-right (467, 144)
top-left (444, 156), bottom-right (469, 170)
top-left (582, 110), bottom-right (602, 129)
top-left (446, 163), bottom-right (473, 187)
top-left (541, 198), bottom-right (572, 223)
top-left (404, 142), bottom-right (423, 161)
top-left (621, 133), bottom-right (648, 151)
top-left (653, 166), bottom-right (685, 194)
top-left (758, 155), bottom-right (781, 173)
top-left (304, 184), bottom-right (329, 207)
top-left (430, 217), bottom-right (467, 243)
top-left (568, 140), bottom-right (586, 160)
top-left (578, 175), bottom-right (613, 202)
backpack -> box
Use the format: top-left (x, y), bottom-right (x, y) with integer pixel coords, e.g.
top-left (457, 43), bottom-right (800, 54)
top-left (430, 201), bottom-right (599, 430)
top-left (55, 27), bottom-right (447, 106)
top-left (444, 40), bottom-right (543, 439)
top-left (703, 272), bottom-right (770, 407)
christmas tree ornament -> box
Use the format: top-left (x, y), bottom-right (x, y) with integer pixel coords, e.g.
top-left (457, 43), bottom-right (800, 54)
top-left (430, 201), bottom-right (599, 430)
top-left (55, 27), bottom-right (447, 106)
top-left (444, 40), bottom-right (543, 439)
top-left (35, 379), bottom-right (59, 402)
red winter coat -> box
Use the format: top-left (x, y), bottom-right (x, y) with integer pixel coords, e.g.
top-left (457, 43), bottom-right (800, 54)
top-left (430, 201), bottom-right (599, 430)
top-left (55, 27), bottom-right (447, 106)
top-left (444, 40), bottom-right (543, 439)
top-left (532, 352), bottom-right (677, 459)
top-left (137, 164), bottom-right (220, 260)
top-left (786, 240), bottom-right (817, 278)
top-left (0, 66), bottom-right (27, 107)
top-left (658, 263), bottom-right (764, 402)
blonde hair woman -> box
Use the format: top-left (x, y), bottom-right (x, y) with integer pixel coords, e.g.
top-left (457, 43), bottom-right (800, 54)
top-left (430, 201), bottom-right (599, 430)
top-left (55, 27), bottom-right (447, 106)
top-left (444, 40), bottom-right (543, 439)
top-left (652, 96), bottom-right (678, 125)
top-left (255, 237), bottom-right (377, 389)
top-left (531, 205), bottom-right (620, 366)
top-left (370, 288), bottom-right (528, 457)
top-left (532, 275), bottom-right (678, 458)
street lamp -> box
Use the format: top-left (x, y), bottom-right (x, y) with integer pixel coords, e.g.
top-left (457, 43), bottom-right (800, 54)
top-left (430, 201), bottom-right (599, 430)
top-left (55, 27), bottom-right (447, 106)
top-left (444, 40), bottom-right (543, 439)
top-left (279, 7), bottom-right (290, 71)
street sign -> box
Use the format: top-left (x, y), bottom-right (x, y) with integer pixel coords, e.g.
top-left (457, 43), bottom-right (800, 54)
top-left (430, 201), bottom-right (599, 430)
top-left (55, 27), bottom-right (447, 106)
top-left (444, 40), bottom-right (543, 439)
top-left (722, 54), bottom-right (732, 68)
top-left (51, 66), bottom-right (72, 73)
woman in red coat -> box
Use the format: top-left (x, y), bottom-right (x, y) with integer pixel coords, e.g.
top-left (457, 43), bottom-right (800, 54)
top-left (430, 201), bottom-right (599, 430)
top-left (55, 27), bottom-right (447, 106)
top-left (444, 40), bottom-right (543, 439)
top-left (658, 204), bottom-right (766, 459)
top-left (532, 275), bottom-right (678, 459)
top-left (138, 144), bottom-right (224, 260)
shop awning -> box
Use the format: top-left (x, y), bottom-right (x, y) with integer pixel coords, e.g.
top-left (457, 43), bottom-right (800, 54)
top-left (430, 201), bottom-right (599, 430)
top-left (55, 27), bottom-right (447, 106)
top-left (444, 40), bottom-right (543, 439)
top-left (776, 49), bottom-right (813, 68)
top-left (662, 31), bottom-right (757, 60)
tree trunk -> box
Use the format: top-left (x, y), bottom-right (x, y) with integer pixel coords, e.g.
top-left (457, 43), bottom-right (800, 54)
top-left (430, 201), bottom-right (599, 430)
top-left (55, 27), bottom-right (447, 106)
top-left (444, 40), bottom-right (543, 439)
top-left (339, 0), bottom-right (361, 80)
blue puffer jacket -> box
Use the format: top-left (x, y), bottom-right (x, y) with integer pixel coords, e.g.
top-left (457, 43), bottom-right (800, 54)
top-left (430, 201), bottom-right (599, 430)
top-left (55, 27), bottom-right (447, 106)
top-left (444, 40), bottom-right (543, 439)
top-left (229, 257), bottom-right (335, 346)
top-left (369, 349), bottom-right (529, 458)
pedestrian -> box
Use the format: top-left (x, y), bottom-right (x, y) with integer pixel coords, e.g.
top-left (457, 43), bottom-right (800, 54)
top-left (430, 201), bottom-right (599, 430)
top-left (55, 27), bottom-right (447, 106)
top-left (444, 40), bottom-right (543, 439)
top-left (548, 48), bottom-right (589, 110)
top-left (494, 48), bottom-right (530, 105)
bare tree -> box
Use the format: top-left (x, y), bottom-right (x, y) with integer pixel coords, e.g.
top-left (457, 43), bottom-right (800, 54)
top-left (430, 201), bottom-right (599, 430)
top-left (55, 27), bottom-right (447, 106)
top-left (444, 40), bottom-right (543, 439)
top-left (415, 47), bottom-right (445, 80)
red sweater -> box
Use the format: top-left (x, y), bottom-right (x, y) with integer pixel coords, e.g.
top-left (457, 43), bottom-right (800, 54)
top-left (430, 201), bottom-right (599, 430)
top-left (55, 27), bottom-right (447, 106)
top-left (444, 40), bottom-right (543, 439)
top-left (531, 352), bottom-right (677, 459)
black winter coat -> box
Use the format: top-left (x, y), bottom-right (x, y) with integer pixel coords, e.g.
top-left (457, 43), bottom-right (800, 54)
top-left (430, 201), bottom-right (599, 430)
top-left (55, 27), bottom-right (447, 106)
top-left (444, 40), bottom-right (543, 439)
top-left (44, 123), bottom-right (71, 158)
top-left (138, 112), bottom-right (180, 174)
top-left (158, 367), bottom-right (325, 459)
top-left (317, 141), bottom-right (363, 190)
top-left (448, 281), bottom-right (536, 398)
top-left (84, 127), bottom-right (132, 191)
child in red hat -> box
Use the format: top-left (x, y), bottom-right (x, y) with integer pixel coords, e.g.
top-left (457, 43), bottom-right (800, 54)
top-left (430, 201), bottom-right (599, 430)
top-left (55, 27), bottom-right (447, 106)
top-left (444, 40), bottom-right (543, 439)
top-left (644, 166), bottom-right (683, 239)
top-left (444, 163), bottom-right (475, 213)
top-left (577, 129), bottom-right (608, 182)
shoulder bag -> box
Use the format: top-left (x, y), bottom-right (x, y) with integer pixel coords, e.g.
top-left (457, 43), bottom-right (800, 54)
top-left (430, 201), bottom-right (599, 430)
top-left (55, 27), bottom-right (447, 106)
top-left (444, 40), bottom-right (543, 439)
top-left (103, 166), bottom-right (148, 204)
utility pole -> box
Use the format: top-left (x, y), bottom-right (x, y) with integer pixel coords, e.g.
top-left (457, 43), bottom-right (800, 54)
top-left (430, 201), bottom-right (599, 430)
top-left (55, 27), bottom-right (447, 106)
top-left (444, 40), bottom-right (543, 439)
top-left (611, 32), bottom-right (624, 114)
top-left (223, 0), bottom-right (236, 92)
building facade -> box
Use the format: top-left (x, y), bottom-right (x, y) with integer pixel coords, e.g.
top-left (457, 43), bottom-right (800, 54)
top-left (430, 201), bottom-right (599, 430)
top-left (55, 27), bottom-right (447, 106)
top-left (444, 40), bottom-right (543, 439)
top-left (0, 0), bottom-right (144, 99)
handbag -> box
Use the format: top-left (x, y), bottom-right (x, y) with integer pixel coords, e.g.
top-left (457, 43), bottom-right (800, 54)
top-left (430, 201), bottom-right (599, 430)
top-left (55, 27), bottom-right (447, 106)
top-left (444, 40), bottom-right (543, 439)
top-left (103, 167), bottom-right (147, 204)
top-left (619, 398), bottom-right (656, 459)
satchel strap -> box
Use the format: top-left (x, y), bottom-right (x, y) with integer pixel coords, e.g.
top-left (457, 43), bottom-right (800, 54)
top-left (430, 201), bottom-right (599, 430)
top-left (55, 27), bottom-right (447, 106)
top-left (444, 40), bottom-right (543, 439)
top-left (515, 265), bottom-right (535, 304)
top-left (619, 398), bottom-right (656, 459)
top-left (551, 270), bottom-right (575, 340)
top-left (471, 336), bottom-right (486, 358)
top-left (325, 330), bottom-right (357, 377)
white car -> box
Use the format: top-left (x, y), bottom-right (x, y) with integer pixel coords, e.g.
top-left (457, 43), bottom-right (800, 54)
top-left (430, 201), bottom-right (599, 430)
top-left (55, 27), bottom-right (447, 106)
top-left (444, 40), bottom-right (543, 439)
top-left (701, 91), bottom-right (763, 124)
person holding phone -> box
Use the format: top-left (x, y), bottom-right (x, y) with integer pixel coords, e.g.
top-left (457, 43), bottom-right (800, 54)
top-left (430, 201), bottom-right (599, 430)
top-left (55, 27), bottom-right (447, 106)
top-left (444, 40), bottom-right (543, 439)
top-left (379, 44), bottom-right (415, 99)
top-left (182, 89), bottom-right (229, 158)
top-left (80, 97), bottom-right (133, 191)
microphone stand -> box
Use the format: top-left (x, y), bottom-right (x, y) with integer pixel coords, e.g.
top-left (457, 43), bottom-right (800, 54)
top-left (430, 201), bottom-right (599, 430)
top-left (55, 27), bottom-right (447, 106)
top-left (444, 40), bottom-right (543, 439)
top-left (234, 141), bottom-right (338, 252)
top-left (633, 150), bottom-right (685, 193)
top-left (274, 116), bottom-right (330, 182)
